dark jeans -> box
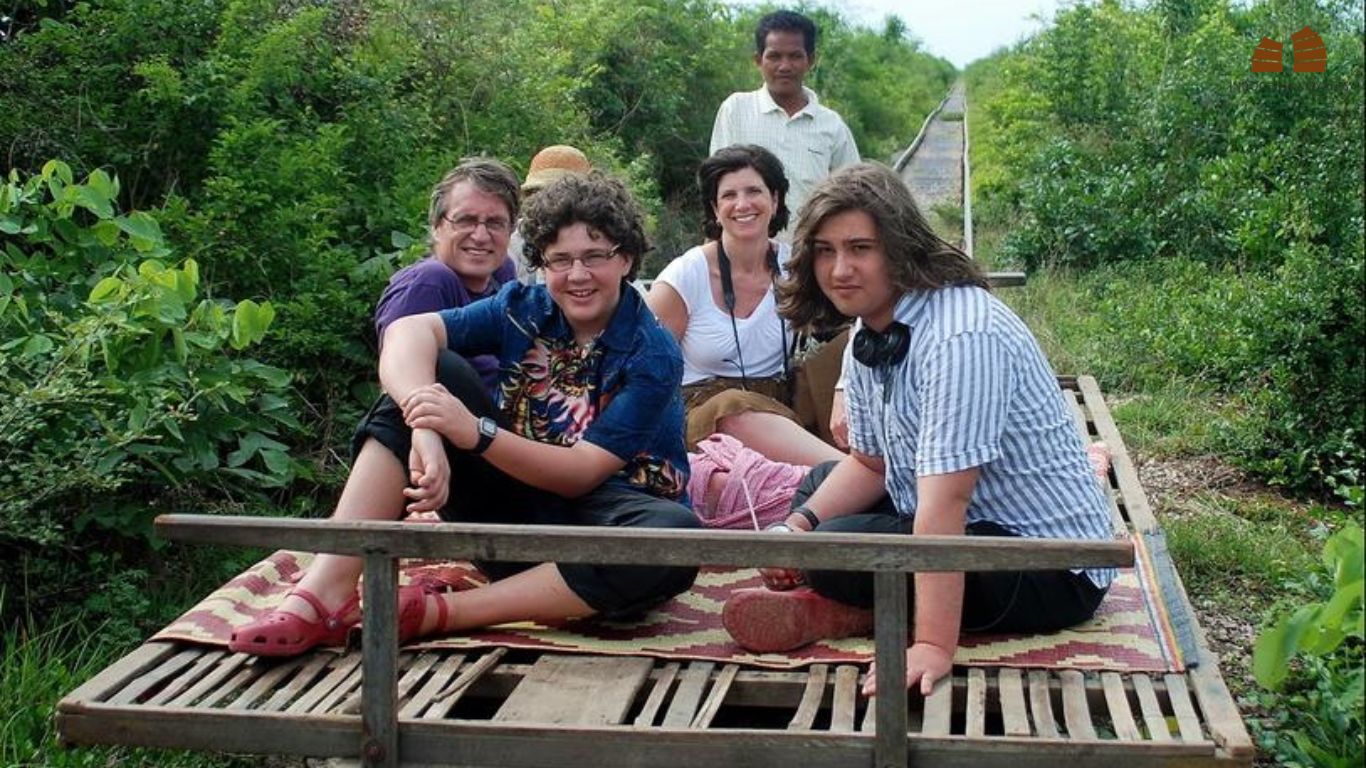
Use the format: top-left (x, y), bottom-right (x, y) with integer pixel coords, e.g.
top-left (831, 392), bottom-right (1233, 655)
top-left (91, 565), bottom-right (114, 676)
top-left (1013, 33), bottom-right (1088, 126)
top-left (795, 461), bottom-right (1106, 633)
top-left (352, 350), bottom-right (699, 618)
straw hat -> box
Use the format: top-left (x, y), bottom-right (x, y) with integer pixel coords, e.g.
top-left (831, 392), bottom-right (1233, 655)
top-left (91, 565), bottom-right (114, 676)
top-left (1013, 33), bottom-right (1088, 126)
top-left (522, 145), bottom-right (591, 193)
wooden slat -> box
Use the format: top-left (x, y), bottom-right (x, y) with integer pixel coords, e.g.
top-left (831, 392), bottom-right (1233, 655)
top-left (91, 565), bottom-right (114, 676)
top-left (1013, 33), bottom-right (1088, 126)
top-left (690, 664), bottom-right (739, 728)
top-left (398, 653), bottom-right (465, 719)
top-left (422, 647), bottom-right (506, 720)
top-left (1163, 673), bottom-right (1205, 743)
top-left (195, 663), bottom-right (266, 709)
top-left (922, 676), bottom-right (953, 735)
top-left (1079, 376), bottom-right (1159, 533)
top-left (1133, 674), bottom-right (1172, 742)
top-left (310, 658), bottom-right (364, 715)
top-left (59, 642), bottom-right (180, 707)
top-left (361, 553), bottom-right (399, 768)
top-left (287, 652), bottom-right (360, 714)
top-left (860, 695), bottom-right (876, 732)
top-left (872, 570), bottom-right (908, 767)
top-left (156, 515), bottom-right (1134, 573)
top-left (390, 653), bottom-right (440, 711)
top-left (1027, 670), bottom-right (1059, 738)
top-left (829, 665), bottom-right (859, 733)
top-left (341, 653), bottom-right (414, 716)
top-left (998, 668), bottom-right (1030, 736)
top-left (1102, 672), bottom-right (1142, 741)
top-left (260, 653), bottom-right (333, 712)
top-left (788, 664), bottom-right (828, 730)
top-left (494, 655), bottom-right (653, 726)
top-left (168, 651), bottom-right (250, 708)
top-left (227, 656), bottom-right (308, 710)
top-left (1065, 389), bottom-right (1091, 438)
top-left (105, 648), bottom-right (201, 705)
top-left (661, 661), bottom-right (714, 728)
top-left (1059, 670), bottom-right (1097, 740)
top-left (632, 661), bottom-right (680, 727)
top-left (965, 668), bottom-right (986, 737)
top-left (145, 650), bottom-right (225, 706)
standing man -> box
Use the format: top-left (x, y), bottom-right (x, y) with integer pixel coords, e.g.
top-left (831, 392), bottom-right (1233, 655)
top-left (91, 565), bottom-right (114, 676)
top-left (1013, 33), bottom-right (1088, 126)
top-left (710, 10), bottom-right (860, 234)
top-left (723, 164), bottom-right (1114, 697)
top-left (374, 158), bottom-right (520, 393)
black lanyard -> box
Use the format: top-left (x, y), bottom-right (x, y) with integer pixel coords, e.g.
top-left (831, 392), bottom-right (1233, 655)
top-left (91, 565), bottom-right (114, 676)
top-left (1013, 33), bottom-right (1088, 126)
top-left (715, 239), bottom-right (789, 389)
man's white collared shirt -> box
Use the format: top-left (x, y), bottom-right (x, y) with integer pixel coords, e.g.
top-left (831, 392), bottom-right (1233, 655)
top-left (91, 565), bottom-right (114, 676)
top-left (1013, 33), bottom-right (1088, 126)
top-left (709, 85), bottom-right (860, 232)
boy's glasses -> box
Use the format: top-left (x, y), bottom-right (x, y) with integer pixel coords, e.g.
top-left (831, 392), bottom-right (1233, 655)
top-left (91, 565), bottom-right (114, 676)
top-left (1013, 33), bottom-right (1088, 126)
top-left (543, 246), bottom-right (620, 273)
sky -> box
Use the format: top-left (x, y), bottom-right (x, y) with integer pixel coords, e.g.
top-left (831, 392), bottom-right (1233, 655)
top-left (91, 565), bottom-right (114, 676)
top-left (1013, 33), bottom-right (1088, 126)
top-left (828, 0), bottom-right (1065, 68)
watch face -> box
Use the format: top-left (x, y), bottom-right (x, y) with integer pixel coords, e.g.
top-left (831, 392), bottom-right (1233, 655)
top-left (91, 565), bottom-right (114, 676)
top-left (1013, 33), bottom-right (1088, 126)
top-left (479, 417), bottom-right (498, 438)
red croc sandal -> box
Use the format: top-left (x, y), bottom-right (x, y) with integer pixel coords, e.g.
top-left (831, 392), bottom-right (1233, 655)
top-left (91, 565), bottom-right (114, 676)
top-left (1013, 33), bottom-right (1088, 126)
top-left (722, 587), bottom-right (873, 653)
top-left (397, 582), bottom-right (451, 643)
top-left (229, 588), bottom-right (360, 657)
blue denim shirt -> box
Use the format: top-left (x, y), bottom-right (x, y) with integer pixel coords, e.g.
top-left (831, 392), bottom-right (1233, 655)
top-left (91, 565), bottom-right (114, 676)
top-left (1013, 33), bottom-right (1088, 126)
top-left (439, 282), bottom-right (689, 502)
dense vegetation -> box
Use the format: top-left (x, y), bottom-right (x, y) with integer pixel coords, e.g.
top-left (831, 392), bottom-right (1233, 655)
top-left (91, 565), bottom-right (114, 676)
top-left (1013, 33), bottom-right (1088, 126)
top-left (0, 2), bottom-right (951, 763)
top-left (966, 1), bottom-right (1363, 764)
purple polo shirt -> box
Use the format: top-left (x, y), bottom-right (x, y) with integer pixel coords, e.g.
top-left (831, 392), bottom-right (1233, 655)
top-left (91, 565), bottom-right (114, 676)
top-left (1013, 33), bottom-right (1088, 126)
top-left (374, 255), bottom-right (516, 392)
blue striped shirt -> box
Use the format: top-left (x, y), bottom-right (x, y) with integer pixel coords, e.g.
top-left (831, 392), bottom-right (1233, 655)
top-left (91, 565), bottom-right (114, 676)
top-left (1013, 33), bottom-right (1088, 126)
top-left (845, 287), bottom-right (1115, 587)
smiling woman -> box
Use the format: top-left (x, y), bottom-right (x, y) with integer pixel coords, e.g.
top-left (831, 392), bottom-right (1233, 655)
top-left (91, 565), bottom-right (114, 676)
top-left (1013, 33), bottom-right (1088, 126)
top-left (646, 145), bottom-right (845, 467)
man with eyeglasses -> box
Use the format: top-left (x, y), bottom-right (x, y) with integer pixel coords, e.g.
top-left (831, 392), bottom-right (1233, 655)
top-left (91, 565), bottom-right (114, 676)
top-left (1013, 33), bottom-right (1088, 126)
top-left (374, 158), bottom-right (520, 394)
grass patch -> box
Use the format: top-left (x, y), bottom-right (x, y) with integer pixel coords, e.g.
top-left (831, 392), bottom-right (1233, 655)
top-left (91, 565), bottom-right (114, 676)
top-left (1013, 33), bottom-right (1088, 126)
top-left (1, 596), bottom-right (262, 767)
top-left (1165, 495), bottom-right (1320, 596)
top-left (1109, 385), bottom-right (1231, 458)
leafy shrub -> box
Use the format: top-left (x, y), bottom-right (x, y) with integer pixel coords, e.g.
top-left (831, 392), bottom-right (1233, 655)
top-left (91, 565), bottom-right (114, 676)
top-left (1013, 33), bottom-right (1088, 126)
top-left (0, 161), bottom-right (296, 561)
top-left (1253, 523), bottom-right (1365, 767)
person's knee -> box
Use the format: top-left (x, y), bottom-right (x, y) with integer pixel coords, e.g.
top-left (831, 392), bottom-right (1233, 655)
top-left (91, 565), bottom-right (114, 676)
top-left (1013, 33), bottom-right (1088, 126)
top-left (435, 349), bottom-right (494, 414)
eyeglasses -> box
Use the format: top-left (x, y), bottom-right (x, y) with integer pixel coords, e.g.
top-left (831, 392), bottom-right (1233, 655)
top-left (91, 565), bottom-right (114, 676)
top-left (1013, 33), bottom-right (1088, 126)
top-left (543, 246), bottom-right (620, 273)
top-left (444, 213), bottom-right (511, 236)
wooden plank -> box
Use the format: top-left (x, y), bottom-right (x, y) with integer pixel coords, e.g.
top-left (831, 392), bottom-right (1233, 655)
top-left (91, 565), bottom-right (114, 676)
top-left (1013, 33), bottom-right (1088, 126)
top-left (196, 662), bottom-right (267, 709)
top-left (168, 651), bottom-right (250, 708)
top-left (965, 668), bottom-right (986, 737)
top-left (59, 705), bottom-right (1219, 767)
top-left (105, 648), bottom-right (201, 705)
top-left (1069, 390), bottom-right (1130, 536)
top-left (922, 676), bottom-right (953, 736)
top-left (872, 570), bottom-right (907, 766)
top-left (341, 654), bottom-right (411, 716)
top-left (690, 664), bottom-right (738, 728)
top-left (423, 647), bottom-right (507, 720)
top-left (1163, 673), bottom-right (1205, 743)
top-left (495, 655), bottom-right (653, 726)
top-left (1133, 674), bottom-right (1172, 741)
top-left (156, 515), bottom-right (1134, 573)
top-left (788, 664), bottom-right (828, 730)
top-left (59, 641), bottom-right (180, 707)
top-left (1079, 376), bottom-right (1159, 533)
top-left (632, 661), bottom-right (679, 727)
top-left (228, 656), bottom-right (308, 710)
top-left (860, 696), bottom-right (876, 732)
top-left (1065, 389), bottom-right (1091, 439)
top-left (1058, 670), bottom-right (1097, 740)
top-left (145, 650), bottom-right (224, 706)
top-left (1102, 672), bottom-right (1142, 741)
top-left (261, 653), bottom-right (334, 712)
top-left (361, 553), bottom-right (399, 768)
top-left (829, 665), bottom-right (859, 733)
top-left (288, 652), bottom-right (361, 714)
top-left (1027, 670), bottom-right (1059, 738)
top-left (998, 668), bottom-right (1030, 736)
top-left (661, 661), bottom-right (714, 728)
top-left (399, 654), bottom-right (466, 719)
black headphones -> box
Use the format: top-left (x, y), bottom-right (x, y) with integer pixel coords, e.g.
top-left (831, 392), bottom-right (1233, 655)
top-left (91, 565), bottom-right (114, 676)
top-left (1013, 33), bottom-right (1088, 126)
top-left (852, 321), bottom-right (910, 368)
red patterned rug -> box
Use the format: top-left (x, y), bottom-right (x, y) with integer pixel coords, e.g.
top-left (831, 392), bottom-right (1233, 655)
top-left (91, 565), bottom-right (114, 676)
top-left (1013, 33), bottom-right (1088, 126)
top-left (154, 544), bottom-right (1183, 672)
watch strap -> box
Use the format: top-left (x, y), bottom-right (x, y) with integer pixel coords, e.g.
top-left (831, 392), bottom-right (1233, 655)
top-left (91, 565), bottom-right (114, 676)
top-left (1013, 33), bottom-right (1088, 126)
top-left (470, 417), bottom-right (497, 455)
top-left (792, 505), bottom-right (821, 530)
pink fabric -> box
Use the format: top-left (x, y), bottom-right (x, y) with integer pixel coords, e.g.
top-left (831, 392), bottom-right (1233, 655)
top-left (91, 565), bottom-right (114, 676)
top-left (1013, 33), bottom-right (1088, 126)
top-left (687, 434), bottom-right (810, 530)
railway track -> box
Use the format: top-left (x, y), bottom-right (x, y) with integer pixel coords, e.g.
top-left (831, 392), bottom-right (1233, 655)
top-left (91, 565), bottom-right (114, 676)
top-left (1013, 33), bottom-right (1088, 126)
top-left (895, 82), bottom-right (988, 268)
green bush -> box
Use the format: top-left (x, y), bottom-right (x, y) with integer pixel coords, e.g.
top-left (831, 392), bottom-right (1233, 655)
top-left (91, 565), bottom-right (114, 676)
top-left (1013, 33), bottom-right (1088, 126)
top-left (968, 0), bottom-right (1364, 495)
top-left (0, 162), bottom-right (295, 592)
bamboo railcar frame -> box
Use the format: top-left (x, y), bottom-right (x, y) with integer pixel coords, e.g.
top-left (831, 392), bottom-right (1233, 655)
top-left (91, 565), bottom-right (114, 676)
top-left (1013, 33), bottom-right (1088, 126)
top-left (57, 376), bottom-right (1253, 767)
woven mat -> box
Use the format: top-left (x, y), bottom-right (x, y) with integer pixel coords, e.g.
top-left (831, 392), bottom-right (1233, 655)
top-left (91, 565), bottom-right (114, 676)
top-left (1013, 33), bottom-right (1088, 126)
top-left (154, 546), bottom-right (1184, 672)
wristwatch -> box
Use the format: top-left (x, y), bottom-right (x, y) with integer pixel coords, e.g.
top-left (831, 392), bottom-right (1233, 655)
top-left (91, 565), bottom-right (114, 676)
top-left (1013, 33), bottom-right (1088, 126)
top-left (470, 417), bottom-right (498, 455)
top-left (765, 522), bottom-right (794, 533)
top-left (791, 505), bottom-right (821, 530)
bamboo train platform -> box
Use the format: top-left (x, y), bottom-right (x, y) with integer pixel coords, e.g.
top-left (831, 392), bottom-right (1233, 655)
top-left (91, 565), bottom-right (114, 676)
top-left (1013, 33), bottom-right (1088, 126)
top-left (56, 376), bottom-right (1253, 767)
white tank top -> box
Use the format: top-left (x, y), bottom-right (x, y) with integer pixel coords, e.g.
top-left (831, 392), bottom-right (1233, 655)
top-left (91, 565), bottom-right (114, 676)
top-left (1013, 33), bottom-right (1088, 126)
top-left (654, 243), bottom-right (794, 385)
